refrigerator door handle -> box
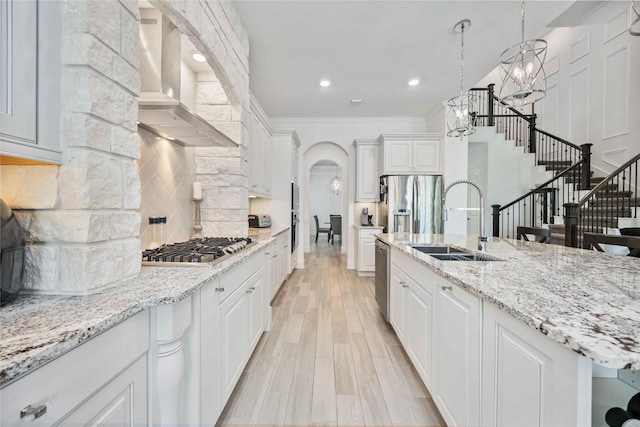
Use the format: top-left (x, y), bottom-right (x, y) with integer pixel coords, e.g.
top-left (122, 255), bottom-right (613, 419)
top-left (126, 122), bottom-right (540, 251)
top-left (412, 176), bottom-right (419, 234)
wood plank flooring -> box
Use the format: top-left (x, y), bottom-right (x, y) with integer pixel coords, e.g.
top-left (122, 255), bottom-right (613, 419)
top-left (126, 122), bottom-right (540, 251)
top-left (217, 241), bottom-right (445, 427)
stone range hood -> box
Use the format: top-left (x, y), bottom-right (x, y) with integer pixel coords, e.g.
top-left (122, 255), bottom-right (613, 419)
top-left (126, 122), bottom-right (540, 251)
top-left (138, 8), bottom-right (236, 148)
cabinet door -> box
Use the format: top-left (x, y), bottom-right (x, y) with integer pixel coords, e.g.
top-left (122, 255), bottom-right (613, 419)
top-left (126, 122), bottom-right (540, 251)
top-left (360, 238), bottom-right (377, 271)
top-left (434, 282), bottom-right (481, 427)
top-left (384, 140), bottom-right (413, 173)
top-left (356, 143), bottom-right (380, 201)
top-left (219, 286), bottom-right (247, 404)
top-left (481, 303), bottom-right (591, 427)
top-left (407, 282), bottom-right (434, 390)
top-left (249, 113), bottom-right (261, 193)
top-left (263, 127), bottom-right (272, 196)
top-left (389, 265), bottom-right (409, 343)
top-left (270, 251), bottom-right (279, 298)
top-left (1, 0), bottom-right (37, 146)
top-left (413, 138), bottom-right (441, 173)
top-left (246, 268), bottom-right (264, 353)
top-left (60, 356), bottom-right (147, 426)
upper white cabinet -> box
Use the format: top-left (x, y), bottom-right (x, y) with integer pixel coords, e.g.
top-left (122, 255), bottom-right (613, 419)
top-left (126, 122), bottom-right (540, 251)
top-left (0, 0), bottom-right (61, 163)
top-left (249, 94), bottom-right (273, 197)
top-left (353, 139), bottom-right (380, 201)
top-left (378, 134), bottom-right (441, 175)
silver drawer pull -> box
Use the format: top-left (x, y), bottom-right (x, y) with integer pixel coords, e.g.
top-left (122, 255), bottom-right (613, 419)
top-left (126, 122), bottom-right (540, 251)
top-left (249, 286), bottom-right (256, 291)
top-left (215, 287), bottom-right (225, 292)
top-left (402, 284), bottom-right (409, 288)
top-left (21, 404), bottom-right (47, 421)
top-left (442, 285), bottom-right (452, 292)
top-left (246, 290), bottom-right (253, 294)
top-left (265, 252), bottom-right (271, 255)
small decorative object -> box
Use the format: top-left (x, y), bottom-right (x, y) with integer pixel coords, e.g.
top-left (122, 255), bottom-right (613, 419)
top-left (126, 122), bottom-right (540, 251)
top-left (330, 166), bottom-right (342, 195)
top-left (192, 182), bottom-right (203, 239)
top-left (446, 19), bottom-right (476, 138)
top-left (498, 0), bottom-right (547, 107)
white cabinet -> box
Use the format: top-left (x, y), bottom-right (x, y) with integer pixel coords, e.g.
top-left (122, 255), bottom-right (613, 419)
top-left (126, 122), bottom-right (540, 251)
top-left (353, 139), bottom-right (380, 201)
top-left (390, 251), bottom-right (436, 390)
top-left (269, 232), bottom-right (289, 299)
top-left (0, 0), bottom-right (61, 163)
top-left (0, 311), bottom-right (149, 426)
top-left (249, 94), bottom-right (272, 197)
top-left (217, 251), bottom-right (265, 407)
top-left (355, 226), bottom-right (383, 276)
top-left (378, 134), bottom-right (441, 175)
top-left (481, 303), bottom-right (591, 427)
top-left (434, 277), bottom-right (481, 427)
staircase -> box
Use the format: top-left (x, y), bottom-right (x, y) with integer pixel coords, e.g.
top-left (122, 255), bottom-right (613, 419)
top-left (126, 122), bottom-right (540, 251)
top-left (470, 85), bottom-right (639, 247)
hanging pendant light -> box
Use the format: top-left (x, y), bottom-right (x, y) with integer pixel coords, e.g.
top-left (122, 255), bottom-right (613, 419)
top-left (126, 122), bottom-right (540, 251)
top-left (446, 19), bottom-right (476, 138)
top-left (498, 0), bottom-right (547, 107)
top-left (330, 166), bottom-right (342, 195)
top-left (631, 0), bottom-right (640, 36)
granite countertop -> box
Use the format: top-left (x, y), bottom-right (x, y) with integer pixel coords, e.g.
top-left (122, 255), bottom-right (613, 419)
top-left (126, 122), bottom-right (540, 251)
top-left (248, 225), bottom-right (289, 240)
top-left (377, 233), bottom-right (640, 370)
top-left (0, 234), bottom-right (275, 387)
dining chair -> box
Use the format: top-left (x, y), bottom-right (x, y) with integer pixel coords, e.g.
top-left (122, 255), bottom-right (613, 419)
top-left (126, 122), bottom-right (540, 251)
top-left (314, 215), bottom-right (331, 243)
top-left (330, 215), bottom-right (342, 244)
top-left (584, 232), bottom-right (640, 257)
top-left (516, 226), bottom-right (551, 244)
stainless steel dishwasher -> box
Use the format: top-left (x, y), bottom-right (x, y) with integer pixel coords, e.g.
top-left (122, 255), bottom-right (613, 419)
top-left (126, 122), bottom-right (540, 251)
top-left (374, 239), bottom-right (390, 322)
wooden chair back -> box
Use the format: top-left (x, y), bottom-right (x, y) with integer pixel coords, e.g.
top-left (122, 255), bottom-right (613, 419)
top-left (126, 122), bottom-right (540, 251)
top-left (516, 226), bottom-right (551, 244)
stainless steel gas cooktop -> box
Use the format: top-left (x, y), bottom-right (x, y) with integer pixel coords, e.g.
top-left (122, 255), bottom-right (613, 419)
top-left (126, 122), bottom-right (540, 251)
top-left (141, 237), bottom-right (253, 266)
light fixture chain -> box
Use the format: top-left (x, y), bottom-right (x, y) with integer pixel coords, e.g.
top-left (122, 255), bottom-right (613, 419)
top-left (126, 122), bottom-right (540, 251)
top-left (460, 21), bottom-right (465, 95)
top-left (521, 0), bottom-right (525, 43)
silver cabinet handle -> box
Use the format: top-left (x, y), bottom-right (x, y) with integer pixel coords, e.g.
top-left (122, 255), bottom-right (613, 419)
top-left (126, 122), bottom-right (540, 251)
top-left (246, 290), bottom-right (253, 294)
top-left (442, 285), bottom-right (452, 292)
top-left (21, 405), bottom-right (47, 421)
top-left (215, 287), bottom-right (225, 292)
top-left (399, 281), bottom-right (405, 284)
top-left (402, 284), bottom-right (409, 288)
top-left (249, 286), bottom-right (256, 291)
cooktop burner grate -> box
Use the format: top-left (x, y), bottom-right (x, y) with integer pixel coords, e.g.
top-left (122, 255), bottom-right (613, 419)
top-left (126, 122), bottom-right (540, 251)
top-left (142, 237), bottom-right (252, 265)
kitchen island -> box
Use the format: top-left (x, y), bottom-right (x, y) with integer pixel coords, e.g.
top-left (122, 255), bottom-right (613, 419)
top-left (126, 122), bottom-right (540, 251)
top-left (377, 233), bottom-right (639, 427)
top-left (0, 226), bottom-right (289, 425)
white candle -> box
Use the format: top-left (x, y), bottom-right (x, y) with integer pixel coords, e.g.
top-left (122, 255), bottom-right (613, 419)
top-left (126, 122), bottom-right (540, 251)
top-left (193, 182), bottom-right (202, 200)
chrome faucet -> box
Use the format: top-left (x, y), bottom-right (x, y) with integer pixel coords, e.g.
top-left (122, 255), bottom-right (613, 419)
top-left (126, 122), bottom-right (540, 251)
top-left (443, 179), bottom-right (488, 251)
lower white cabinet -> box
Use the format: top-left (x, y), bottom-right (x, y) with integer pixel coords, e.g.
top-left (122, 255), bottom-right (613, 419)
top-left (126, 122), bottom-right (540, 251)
top-left (0, 311), bottom-right (149, 426)
top-left (481, 303), bottom-right (591, 427)
top-left (434, 278), bottom-right (481, 427)
top-left (389, 248), bottom-right (592, 427)
top-left (355, 226), bottom-right (383, 276)
top-left (269, 232), bottom-right (289, 299)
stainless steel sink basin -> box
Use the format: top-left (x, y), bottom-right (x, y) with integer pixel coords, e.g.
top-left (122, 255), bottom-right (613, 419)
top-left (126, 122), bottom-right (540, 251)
top-left (428, 253), bottom-right (503, 262)
top-left (411, 245), bottom-right (469, 255)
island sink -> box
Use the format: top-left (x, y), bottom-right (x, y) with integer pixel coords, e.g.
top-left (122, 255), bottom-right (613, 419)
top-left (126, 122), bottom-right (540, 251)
top-left (411, 244), bottom-right (469, 254)
top-left (428, 253), bottom-right (503, 262)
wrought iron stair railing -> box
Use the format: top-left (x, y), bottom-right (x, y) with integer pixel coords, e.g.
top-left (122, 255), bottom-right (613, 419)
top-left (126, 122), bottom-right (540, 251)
top-left (491, 161), bottom-right (587, 240)
top-left (564, 152), bottom-right (640, 249)
top-left (471, 84), bottom-right (590, 190)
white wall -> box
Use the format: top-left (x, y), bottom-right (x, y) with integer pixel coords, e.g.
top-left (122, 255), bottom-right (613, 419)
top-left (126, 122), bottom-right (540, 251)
top-left (272, 117), bottom-right (427, 269)
top-left (309, 164), bottom-right (343, 240)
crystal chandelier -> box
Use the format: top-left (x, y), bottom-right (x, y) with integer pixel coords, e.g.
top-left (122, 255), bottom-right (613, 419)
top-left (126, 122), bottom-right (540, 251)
top-left (499, 0), bottom-right (547, 107)
top-left (330, 166), bottom-right (342, 195)
top-left (446, 19), bottom-right (476, 138)
top-left (631, 0), bottom-right (640, 36)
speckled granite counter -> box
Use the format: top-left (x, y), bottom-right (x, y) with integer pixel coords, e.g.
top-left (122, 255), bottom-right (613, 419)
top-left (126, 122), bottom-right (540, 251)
top-left (378, 233), bottom-right (640, 370)
top-left (0, 234), bottom-right (275, 387)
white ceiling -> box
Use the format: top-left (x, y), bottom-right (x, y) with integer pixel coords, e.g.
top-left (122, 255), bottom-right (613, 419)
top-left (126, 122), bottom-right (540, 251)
top-left (232, 0), bottom-right (579, 119)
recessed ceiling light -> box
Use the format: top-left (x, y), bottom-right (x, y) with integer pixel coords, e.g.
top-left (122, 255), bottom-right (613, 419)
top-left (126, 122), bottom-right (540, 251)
top-left (192, 52), bottom-right (207, 63)
top-left (351, 99), bottom-right (363, 104)
top-left (320, 79), bottom-right (331, 87)
top-left (408, 79), bottom-right (420, 86)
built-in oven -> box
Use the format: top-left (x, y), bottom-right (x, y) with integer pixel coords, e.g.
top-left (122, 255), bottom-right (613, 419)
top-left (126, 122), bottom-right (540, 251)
top-left (291, 182), bottom-right (299, 211)
top-left (291, 211), bottom-right (299, 253)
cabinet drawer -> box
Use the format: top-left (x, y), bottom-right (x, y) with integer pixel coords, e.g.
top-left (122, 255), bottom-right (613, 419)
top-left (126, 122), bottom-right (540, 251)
top-left (218, 251), bottom-right (263, 304)
top-left (0, 311), bottom-right (149, 425)
top-left (359, 228), bottom-right (383, 239)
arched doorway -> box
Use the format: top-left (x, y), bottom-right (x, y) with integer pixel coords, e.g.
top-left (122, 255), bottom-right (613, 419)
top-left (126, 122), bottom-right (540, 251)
top-left (309, 160), bottom-right (343, 245)
top-left (301, 142), bottom-right (349, 259)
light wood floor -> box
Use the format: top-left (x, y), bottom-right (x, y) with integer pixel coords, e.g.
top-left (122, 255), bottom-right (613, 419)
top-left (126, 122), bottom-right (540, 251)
top-left (217, 240), bottom-right (445, 427)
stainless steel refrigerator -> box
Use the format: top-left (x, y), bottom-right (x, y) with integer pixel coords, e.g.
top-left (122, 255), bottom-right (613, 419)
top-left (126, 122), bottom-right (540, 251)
top-left (378, 175), bottom-right (444, 234)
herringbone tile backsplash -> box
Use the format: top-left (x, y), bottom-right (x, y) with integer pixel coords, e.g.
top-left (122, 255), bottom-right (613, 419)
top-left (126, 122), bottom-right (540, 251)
top-left (137, 129), bottom-right (196, 249)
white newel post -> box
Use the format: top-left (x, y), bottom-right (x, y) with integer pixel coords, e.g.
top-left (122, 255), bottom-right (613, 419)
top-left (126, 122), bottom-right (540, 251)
top-left (155, 297), bottom-right (193, 425)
